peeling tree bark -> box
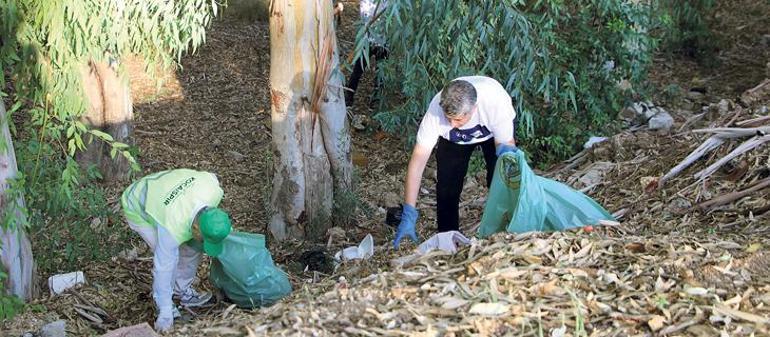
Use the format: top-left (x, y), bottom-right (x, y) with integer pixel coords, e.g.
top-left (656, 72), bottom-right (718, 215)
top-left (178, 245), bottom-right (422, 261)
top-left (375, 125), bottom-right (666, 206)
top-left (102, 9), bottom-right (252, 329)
top-left (78, 59), bottom-right (134, 182)
top-left (268, 0), bottom-right (352, 241)
top-left (0, 101), bottom-right (36, 300)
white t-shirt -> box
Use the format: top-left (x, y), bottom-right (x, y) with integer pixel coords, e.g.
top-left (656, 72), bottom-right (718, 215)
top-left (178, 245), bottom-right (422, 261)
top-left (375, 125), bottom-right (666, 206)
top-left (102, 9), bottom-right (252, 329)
top-left (415, 76), bottom-right (516, 149)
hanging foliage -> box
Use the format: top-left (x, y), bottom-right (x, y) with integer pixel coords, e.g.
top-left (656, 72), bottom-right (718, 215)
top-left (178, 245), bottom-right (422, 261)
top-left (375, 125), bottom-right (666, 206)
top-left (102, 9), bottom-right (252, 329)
top-left (0, 0), bottom-right (219, 303)
top-left (361, 0), bottom-right (659, 163)
top-left (657, 0), bottom-right (717, 59)
top-left (0, 0), bottom-right (218, 212)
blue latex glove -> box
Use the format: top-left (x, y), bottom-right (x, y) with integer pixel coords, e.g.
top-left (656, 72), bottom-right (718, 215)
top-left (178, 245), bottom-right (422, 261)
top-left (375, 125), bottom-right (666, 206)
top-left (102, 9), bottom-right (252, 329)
top-left (496, 143), bottom-right (519, 156)
top-left (393, 204), bottom-right (419, 249)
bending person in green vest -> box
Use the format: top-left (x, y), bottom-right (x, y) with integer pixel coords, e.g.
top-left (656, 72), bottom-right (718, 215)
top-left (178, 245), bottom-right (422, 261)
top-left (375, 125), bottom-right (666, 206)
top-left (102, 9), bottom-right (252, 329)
top-left (121, 169), bottom-right (232, 332)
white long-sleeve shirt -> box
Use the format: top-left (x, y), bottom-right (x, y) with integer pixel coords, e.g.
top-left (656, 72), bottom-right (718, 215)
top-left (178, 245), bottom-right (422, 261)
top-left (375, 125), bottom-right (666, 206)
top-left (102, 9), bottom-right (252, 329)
top-left (132, 218), bottom-right (202, 319)
top-left (153, 226), bottom-right (181, 318)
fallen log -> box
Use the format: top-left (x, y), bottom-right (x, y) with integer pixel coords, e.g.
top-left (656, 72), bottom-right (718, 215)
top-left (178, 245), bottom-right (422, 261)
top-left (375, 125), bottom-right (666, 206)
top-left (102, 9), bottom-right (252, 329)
top-left (692, 125), bottom-right (770, 138)
top-left (660, 125), bottom-right (770, 186)
top-left (694, 135), bottom-right (770, 181)
top-left (659, 136), bottom-right (724, 186)
top-left (735, 115), bottom-right (770, 128)
top-left (697, 177), bottom-right (770, 211)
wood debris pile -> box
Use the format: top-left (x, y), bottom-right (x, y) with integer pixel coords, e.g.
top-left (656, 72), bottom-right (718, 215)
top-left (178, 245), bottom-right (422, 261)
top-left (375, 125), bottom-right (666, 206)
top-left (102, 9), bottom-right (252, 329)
top-left (550, 79), bottom-right (770, 236)
top-left (172, 230), bottom-right (770, 336)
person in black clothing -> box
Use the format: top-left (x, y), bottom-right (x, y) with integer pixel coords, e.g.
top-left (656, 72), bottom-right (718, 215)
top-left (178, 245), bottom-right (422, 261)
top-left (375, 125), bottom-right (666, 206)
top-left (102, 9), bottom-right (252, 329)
top-left (345, 0), bottom-right (389, 107)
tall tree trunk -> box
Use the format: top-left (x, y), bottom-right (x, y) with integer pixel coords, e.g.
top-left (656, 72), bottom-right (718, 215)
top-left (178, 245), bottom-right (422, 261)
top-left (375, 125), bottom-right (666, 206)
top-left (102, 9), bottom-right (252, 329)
top-left (78, 59), bottom-right (134, 182)
top-left (268, 0), bottom-right (352, 241)
top-left (0, 101), bottom-right (36, 300)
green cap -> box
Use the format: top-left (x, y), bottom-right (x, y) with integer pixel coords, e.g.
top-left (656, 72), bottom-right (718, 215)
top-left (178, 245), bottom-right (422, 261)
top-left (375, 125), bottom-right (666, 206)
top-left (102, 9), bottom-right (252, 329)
top-left (198, 207), bottom-right (232, 257)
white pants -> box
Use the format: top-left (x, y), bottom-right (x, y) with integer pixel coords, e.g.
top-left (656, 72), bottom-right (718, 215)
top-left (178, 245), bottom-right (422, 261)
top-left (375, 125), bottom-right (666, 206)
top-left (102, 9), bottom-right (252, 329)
top-left (128, 221), bottom-right (201, 295)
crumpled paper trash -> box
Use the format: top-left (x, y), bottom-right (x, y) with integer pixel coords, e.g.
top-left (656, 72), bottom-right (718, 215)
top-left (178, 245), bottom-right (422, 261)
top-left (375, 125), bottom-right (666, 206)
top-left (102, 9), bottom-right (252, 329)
top-left (334, 234), bottom-right (374, 262)
top-left (417, 231), bottom-right (471, 254)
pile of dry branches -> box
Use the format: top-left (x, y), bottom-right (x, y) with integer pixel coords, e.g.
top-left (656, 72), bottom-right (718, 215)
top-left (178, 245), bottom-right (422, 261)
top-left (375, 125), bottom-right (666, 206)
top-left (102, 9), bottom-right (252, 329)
top-left (551, 79), bottom-right (770, 236)
top-left (169, 229), bottom-right (770, 336)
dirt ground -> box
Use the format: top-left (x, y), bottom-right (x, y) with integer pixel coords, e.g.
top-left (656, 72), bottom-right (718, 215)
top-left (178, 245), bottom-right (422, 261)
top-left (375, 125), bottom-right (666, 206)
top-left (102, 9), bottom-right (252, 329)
top-left (3, 0), bottom-right (770, 336)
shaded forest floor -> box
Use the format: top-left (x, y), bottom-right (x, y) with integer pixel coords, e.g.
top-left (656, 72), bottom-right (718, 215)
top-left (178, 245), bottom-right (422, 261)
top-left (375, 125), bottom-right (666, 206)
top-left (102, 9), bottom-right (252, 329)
top-left (3, 1), bottom-right (770, 336)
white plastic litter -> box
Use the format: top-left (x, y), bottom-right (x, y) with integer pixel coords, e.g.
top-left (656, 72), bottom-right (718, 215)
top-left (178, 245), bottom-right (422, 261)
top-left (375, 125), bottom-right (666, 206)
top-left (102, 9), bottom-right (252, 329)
top-left (417, 231), bottom-right (472, 254)
top-left (391, 231), bottom-right (474, 268)
top-left (48, 271), bottom-right (86, 296)
top-left (583, 136), bottom-right (608, 149)
top-left (334, 234), bottom-right (374, 262)
top-left (39, 320), bottom-right (66, 337)
top-left (648, 112), bottom-right (674, 131)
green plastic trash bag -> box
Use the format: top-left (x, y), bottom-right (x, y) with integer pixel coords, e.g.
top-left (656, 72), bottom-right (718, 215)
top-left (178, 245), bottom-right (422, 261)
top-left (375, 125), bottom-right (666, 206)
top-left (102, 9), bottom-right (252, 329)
top-left (478, 151), bottom-right (615, 238)
top-left (209, 231), bottom-right (292, 308)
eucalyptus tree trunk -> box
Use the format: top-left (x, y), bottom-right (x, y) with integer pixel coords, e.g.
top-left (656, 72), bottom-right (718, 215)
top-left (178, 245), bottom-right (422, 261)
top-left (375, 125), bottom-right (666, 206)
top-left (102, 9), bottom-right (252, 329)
top-left (268, 0), bottom-right (352, 241)
top-left (0, 101), bottom-right (36, 300)
top-left (78, 59), bottom-right (133, 182)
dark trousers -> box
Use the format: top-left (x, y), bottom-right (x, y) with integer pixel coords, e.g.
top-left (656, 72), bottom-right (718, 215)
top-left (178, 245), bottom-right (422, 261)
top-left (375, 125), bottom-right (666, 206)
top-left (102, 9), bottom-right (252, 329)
top-left (345, 44), bottom-right (389, 107)
top-left (435, 137), bottom-right (497, 233)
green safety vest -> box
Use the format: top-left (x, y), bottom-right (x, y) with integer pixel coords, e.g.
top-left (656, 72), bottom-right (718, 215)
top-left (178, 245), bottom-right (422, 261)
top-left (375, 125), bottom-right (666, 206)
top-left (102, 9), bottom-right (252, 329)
top-left (121, 169), bottom-right (224, 244)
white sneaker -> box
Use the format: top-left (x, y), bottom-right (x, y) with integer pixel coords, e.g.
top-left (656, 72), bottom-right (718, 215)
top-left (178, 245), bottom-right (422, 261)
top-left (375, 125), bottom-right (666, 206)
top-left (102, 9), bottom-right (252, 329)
top-left (176, 288), bottom-right (212, 307)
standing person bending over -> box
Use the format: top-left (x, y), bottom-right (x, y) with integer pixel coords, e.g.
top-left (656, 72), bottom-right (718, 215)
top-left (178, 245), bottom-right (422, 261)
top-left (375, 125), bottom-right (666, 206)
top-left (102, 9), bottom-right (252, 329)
top-left (121, 169), bottom-right (233, 332)
top-left (393, 76), bottom-right (519, 248)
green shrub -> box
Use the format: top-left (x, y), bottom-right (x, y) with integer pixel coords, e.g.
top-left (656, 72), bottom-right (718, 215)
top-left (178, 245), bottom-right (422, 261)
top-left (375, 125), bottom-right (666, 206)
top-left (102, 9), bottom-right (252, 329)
top-left (657, 0), bottom-right (717, 60)
top-left (358, 0), bottom-right (659, 163)
top-left (0, 267), bottom-right (24, 321)
top-left (16, 138), bottom-right (134, 273)
top-left (0, 0), bottom-right (218, 277)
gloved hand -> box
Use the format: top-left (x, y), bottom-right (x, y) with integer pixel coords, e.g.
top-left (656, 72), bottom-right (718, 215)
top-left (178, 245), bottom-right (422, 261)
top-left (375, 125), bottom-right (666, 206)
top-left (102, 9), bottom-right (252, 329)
top-left (496, 143), bottom-right (519, 156)
top-left (393, 204), bottom-right (419, 249)
top-left (155, 315), bottom-right (174, 333)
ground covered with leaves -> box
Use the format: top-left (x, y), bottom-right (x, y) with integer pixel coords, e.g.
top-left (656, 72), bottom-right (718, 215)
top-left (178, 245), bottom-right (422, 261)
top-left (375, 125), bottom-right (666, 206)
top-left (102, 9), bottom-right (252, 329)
top-left (3, 1), bottom-right (770, 336)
